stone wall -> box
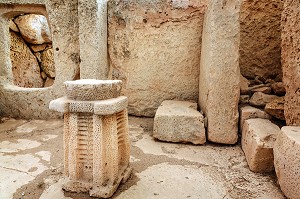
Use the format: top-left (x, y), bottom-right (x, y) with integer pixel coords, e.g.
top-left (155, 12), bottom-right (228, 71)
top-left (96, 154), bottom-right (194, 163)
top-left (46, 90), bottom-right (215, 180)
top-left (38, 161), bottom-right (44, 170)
top-left (240, 0), bottom-right (283, 80)
top-left (10, 14), bottom-right (55, 88)
top-left (281, 0), bottom-right (300, 126)
top-left (0, 0), bottom-right (80, 119)
top-left (108, 0), bottom-right (207, 117)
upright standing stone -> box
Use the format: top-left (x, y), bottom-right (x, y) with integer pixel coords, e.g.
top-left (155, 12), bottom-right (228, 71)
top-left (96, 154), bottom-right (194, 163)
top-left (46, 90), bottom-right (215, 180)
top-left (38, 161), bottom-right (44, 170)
top-left (199, 0), bottom-right (241, 144)
top-left (274, 126), bottom-right (300, 199)
top-left (49, 79), bottom-right (131, 198)
top-left (281, 0), bottom-right (300, 125)
top-left (78, 0), bottom-right (108, 79)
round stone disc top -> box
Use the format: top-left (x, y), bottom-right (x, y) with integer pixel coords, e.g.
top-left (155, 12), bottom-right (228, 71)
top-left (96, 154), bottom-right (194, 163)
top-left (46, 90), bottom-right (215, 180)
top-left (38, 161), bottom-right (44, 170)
top-left (64, 79), bottom-right (122, 101)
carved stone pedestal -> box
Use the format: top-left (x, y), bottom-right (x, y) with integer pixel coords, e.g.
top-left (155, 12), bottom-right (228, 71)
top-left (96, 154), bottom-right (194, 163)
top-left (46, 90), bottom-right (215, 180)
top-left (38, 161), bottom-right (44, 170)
top-left (49, 79), bottom-right (131, 198)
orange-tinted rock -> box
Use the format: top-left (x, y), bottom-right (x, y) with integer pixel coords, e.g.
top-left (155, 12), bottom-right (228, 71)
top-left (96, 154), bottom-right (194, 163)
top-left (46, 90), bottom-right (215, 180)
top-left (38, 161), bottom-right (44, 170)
top-left (281, 0), bottom-right (300, 125)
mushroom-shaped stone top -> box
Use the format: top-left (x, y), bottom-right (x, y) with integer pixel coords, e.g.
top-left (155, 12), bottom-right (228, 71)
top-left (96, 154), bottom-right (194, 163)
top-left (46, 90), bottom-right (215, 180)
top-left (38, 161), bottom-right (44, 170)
top-left (64, 79), bottom-right (122, 101)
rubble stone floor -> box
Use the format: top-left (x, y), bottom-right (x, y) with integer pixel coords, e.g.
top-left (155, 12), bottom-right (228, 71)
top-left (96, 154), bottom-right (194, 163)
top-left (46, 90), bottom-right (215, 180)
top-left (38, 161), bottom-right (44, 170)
top-left (0, 117), bottom-right (286, 199)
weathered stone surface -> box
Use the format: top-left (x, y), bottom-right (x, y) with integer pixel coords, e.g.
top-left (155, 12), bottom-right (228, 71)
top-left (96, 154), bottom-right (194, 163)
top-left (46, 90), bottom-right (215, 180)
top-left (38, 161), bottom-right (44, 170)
top-left (79, 0), bottom-right (108, 79)
top-left (281, 0), bottom-right (300, 126)
top-left (108, 0), bottom-right (206, 117)
top-left (9, 20), bottom-right (19, 32)
top-left (265, 97), bottom-right (285, 120)
top-left (0, 1), bottom-right (80, 119)
top-left (271, 82), bottom-right (286, 96)
top-left (64, 79), bottom-right (122, 101)
top-left (153, 100), bottom-right (205, 145)
top-left (251, 86), bottom-right (271, 94)
top-left (240, 75), bottom-right (250, 95)
top-left (242, 118), bottom-right (280, 173)
top-left (274, 126), bottom-right (300, 199)
top-left (50, 79), bottom-right (131, 198)
top-left (198, 0), bottom-right (240, 144)
top-left (10, 31), bottom-right (43, 88)
top-left (41, 48), bottom-right (55, 78)
top-left (44, 78), bottom-right (54, 87)
top-left (239, 95), bottom-right (250, 104)
top-left (239, 105), bottom-right (271, 132)
top-left (249, 92), bottom-right (281, 107)
top-left (240, 0), bottom-right (283, 80)
top-left (14, 14), bottom-right (52, 44)
top-left (29, 44), bottom-right (47, 52)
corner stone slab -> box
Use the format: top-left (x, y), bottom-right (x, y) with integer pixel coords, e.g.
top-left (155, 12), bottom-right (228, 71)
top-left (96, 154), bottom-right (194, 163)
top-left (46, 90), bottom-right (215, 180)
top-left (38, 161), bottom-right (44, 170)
top-left (153, 100), bottom-right (206, 145)
top-left (242, 118), bottom-right (281, 173)
top-left (274, 126), bottom-right (300, 199)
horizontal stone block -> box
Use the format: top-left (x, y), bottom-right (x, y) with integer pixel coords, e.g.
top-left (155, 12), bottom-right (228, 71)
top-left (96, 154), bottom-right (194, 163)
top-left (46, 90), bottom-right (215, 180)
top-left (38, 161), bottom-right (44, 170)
top-left (49, 96), bottom-right (127, 115)
top-left (274, 126), bottom-right (300, 199)
top-left (239, 105), bottom-right (271, 132)
top-left (242, 118), bottom-right (280, 173)
top-left (153, 100), bottom-right (205, 145)
top-left (64, 79), bottom-right (122, 101)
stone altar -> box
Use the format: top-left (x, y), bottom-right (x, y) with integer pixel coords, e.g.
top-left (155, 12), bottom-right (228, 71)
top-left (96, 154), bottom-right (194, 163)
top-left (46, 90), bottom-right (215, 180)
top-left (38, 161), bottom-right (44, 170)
top-left (49, 79), bottom-right (131, 198)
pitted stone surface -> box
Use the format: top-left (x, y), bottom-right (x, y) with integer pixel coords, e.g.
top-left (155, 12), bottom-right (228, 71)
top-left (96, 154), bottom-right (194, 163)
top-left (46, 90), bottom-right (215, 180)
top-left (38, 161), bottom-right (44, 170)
top-left (64, 79), bottom-right (122, 101)
top-left (198, 0), bottom-right (240, 144)
top-left (239, 105), bottom-right (271, 132)
top-left (281, 0), bottom-right (300, 125)
top-left (49, 96), bottom-right (128, 115)
top-left (242, 118), bottom-right (280, 173)
top-left (153, 100), bottom-right (205, 145)
top-left (274, 126), bottom-right (300, 199)
top-left (50, 79), bottom-right (131, 198)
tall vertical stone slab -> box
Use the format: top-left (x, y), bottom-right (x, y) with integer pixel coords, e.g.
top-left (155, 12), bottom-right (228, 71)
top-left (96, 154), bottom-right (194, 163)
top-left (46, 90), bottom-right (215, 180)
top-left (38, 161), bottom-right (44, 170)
top-left (199, 0), bottom-right (241, 144)
top-left (281, 0), bottom-right (300, 125)
top-left (78, 0), bottom-right (108, 79)
top-left (49, 79), bottom-right (131, 198)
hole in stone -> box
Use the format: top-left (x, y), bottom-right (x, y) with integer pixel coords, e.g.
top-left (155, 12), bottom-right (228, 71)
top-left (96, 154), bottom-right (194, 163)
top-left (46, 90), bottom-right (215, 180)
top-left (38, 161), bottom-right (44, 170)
top-left (143, 18), bottom-right (147, 23)
top-left (9, 13), bottom-right (55, 88)
top-left (55, 47), bottom-right (59, 51)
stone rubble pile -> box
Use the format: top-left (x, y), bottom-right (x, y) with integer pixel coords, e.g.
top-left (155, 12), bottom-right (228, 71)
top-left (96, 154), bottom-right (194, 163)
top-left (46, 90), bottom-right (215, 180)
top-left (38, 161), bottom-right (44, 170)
top-left (239, 74), bottom-right (287, 173)
top-left (9, 14), bottom-right (55, 88)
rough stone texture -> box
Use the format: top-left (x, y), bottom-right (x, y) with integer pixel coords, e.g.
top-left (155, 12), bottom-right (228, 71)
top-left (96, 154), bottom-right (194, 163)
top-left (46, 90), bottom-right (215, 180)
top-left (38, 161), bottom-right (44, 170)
top-left (9, 19), bottom-right (19, 32)
top-left (240, 75), bottom-right (250, 95)
top-left (14, 14), bottom-right (52, 44)
top-left (281, 0), bottom-right (300, 126)
top-left (239, 95), bottom-right (250, 104)
top-left (64, 79), bottom-right (122, 101)
top-left (10, 31), bottom-right (43, 88)
top-left (40, 48), bottom-right (55, 78)
top-left (78, 0), bottom-right (108, 79)
top-left (153, 100), bottom-right (206, 145)
top-left (271, 82), bottom-right (286, 96)
top-left (44, 77), bottom-right (54, 87)
top-left (0, 1), bottom-right (80, 119)
top-left (108, 0), bottom-right (206, 117)
top-left (274, 126), bottom-right (300, 199)
top-left (29, 43), bottom-right (47, 52)
top-left (265, 97), bottom-right (285, 120)
top-left (242, 118), bottom-right (280, 173)
top-left (50, 80), bottom-right (131, 198)
top-left (251, 86), bottom-right (271, 94)
top-left (249, 92), bottom-right (281, 107)
top-left (239, 105), bottom-right (271, 132)
top-left (240, 0), bottom-right (283, 80)
top-left (198, 0), bottom-right (240, 144)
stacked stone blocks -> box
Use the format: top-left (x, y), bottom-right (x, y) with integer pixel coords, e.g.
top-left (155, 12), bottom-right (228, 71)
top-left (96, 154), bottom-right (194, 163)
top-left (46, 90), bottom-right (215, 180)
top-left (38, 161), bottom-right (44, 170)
top-left (49, 79), bottom-right (131, 198)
